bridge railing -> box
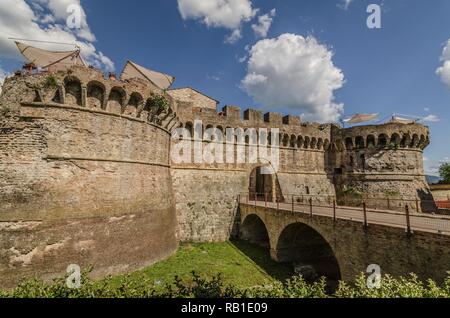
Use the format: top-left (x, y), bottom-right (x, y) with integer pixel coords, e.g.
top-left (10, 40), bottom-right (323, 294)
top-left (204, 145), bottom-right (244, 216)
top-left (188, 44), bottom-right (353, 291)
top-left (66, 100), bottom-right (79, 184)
top-left (238, 193), bottom-right (450, 236)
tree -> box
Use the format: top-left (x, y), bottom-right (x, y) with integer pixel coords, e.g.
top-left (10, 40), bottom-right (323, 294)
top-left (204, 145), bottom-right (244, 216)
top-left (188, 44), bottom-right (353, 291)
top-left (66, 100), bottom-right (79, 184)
top-left (439, 163), bottom-right (450, 184)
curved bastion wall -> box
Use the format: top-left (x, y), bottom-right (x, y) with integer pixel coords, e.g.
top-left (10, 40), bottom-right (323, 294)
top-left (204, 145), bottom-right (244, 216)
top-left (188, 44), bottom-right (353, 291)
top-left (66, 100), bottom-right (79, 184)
top-left (0, 67), bottom-right (180, 288)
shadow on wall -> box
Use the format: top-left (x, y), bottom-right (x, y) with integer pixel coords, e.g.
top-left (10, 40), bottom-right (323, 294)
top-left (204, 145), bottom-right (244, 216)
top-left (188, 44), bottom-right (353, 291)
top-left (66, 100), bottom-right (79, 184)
top-left (417, 188), bottom-right (438, 213)
top-left (230, 240), bottom-right (294, 283)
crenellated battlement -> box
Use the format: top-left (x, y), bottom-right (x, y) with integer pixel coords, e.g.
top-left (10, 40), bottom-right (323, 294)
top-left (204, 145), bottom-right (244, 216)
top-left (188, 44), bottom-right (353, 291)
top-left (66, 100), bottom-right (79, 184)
top-left (176, 102), bottom-right (333, 150)
top-left (174, 97), bottom-right (431, 154)
top-left (334, 123), bottom-right (430, 151)
top-left (0, 66), bottom-right (181, 131)
top-left (2, 68), bottom-right (430, 154)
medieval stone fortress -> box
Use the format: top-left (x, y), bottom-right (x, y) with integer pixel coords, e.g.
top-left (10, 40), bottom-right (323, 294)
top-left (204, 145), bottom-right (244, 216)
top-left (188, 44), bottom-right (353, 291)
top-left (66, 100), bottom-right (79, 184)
top-left (0, 43), bottom-right (449, 289)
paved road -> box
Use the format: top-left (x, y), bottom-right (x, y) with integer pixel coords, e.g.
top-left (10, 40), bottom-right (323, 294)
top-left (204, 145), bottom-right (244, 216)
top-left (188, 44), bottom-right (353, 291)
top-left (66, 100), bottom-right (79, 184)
top-left (240, 200), bottom-right (450, 236)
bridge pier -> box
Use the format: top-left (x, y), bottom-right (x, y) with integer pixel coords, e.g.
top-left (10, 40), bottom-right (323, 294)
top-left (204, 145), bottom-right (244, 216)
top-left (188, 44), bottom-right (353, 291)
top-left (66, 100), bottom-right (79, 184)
top-left (270, 248), bottom-right (279, 262)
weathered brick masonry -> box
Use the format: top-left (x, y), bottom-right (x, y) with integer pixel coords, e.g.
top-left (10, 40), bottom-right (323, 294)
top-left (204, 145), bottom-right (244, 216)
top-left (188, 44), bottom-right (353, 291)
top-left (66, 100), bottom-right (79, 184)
top-left (0, 66), bottom-right (436, 287)
top-left (172, 94), bottom-right (433, 242)
top-left (0, 67), bottom-right (179, 287)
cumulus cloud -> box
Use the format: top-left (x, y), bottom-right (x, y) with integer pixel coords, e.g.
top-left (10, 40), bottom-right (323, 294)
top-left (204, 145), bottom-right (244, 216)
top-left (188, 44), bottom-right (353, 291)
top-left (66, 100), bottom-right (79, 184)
top-left (0, 0), bottom-right (114, 71)
top-left (37, 0), bottom-right (96, 42)
top-left (225, 29), bottom-right (242, 44)
top-left (241, 34), bottom-right (345, 122)
top-left (178, 0), bottom-right (257, 43)
top-left (436, 39), bottom-right (450, 89)
top-left (436, 61), bottom-right (450, 88)
top-left (251, 9), bottom-right (276, 38)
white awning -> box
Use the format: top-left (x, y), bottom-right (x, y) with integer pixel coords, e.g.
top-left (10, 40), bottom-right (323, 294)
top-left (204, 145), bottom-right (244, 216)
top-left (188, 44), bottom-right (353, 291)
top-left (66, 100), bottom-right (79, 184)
top-left (343, 113), bottom-right (379, 124)
top-left (15, 41), bottom-right (85, 70)
top-left (120, 60), bottom-right (174, 90)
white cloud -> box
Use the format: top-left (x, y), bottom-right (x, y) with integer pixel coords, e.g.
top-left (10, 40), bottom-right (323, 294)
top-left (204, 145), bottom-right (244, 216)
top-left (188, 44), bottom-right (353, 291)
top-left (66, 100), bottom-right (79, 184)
top-left (237, 55), bottom-right (247, 63)
top-left (338, 0), bottom-right (354, 10)
top-left (423, 114), bottom-right (440, 123)
top-left (0, 66), bottom-right (7, 94)
top-left (252, 9), bottom-right (276, 38)
top-left (41, 0), bottom-right (96, 42)
top-left (441, 39), bottom-right (450, 61)
top-left (437, 39), bottom-right (450, 89)
top-left (437, 61), bottom-right (450, 89)
top-left (178, 0), bottom-right (257, 43)
top-left (426, 156), bottom-right (450, 176)
top-left (225, 29), bottom-right (242, 44)
top-left (0, 0), bottom-right (114, 72)
top-left (241, 34), bottom-right (345, 122)
top-left (178, 0), bottom-right (256, 29)
top-left (207, 71), bottom-right (223, 81)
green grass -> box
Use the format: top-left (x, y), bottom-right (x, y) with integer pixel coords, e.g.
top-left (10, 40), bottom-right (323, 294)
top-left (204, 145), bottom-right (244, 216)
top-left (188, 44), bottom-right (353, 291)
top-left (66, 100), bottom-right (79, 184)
top-left (2, 241), bottom-right (450, 298)
top-left (110, 241), bottom-right (293, 290)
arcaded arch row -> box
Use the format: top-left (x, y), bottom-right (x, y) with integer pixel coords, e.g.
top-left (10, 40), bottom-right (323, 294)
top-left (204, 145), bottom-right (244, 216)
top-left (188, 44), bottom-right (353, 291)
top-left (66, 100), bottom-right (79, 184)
top-left (179, 122), bottom-right (330, 150)
top-left (36, 75), bottom-right (179, 130)
top-left (334, 133), bottom-right (430, 151)
top-left (280, 133), bottom-right (330, 151)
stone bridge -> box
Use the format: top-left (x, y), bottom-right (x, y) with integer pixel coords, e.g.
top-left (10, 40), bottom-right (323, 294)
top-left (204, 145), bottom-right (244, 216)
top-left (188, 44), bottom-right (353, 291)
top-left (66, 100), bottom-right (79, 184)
top-left (238, 200), bottom-right (450, 284)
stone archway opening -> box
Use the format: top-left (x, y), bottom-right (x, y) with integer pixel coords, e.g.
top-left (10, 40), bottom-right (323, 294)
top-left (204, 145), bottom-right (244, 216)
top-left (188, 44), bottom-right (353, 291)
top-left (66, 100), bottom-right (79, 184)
top-left (236, 214), bottom-right (294, 281)
top-left (276, 222), bottom-right (341, 289)
top-left (248, 166), bottom-right (282, 202)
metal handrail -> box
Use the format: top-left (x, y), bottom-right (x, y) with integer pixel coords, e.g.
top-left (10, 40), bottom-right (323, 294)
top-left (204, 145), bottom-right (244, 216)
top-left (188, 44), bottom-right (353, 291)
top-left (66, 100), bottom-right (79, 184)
top-left (238, 192), bottom-right (450, 236)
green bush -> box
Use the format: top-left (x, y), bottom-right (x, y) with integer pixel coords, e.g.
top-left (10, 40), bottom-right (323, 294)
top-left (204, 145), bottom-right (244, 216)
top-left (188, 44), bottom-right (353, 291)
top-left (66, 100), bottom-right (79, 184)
top-left (439, 163), bottom-right (450, 184)
top-left (147, 94), bottom-right (169, 114)
top-left (43, 75), bottom-right (58, 89)
top-left (1, 270), bottom-right (450, 298)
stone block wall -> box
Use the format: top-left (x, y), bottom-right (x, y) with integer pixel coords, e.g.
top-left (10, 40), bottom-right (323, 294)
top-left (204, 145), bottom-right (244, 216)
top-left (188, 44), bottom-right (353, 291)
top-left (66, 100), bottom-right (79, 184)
top-left (167, 88), bottom-right (218, 111)
top-left (0, 69), bottom-right (179, 288)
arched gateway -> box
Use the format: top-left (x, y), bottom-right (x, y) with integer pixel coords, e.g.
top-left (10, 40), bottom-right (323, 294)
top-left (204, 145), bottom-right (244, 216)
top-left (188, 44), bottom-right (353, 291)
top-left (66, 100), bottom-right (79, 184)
top-left (248, 166), bottom-right (283, 202)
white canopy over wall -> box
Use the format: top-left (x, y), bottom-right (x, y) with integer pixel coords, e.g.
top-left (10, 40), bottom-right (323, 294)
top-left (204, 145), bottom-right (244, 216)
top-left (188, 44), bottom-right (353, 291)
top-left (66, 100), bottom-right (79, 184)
top-left (15, 41), bottom-right (85, 71)
top-left (120, 60), bottom-right (175, 90)
top-left (343, 113), bottom-right (379, 124)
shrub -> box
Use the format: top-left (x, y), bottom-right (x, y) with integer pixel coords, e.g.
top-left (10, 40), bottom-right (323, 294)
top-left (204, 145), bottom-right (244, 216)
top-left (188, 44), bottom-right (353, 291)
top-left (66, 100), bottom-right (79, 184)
top-left (44, 76), bottom-right (58, 89)
top-left (1, 271), bottom-right (450, 298)
top-left (439, 163), bottom-right (450, 184)
top-left (147, 94), bottom-right (169, 114)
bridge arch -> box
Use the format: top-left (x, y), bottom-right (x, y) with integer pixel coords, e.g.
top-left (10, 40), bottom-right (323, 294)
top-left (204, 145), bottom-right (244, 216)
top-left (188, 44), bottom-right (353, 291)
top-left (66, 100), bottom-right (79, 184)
top-left (240, 214), bottom-right (271, 248)
top-left (275, 222), bottom-right (341, 284)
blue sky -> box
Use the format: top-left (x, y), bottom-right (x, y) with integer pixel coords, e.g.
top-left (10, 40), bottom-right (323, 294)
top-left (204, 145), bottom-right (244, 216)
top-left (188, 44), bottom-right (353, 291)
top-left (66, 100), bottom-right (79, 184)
top-left (0, 0), bottom-right (449, 175)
